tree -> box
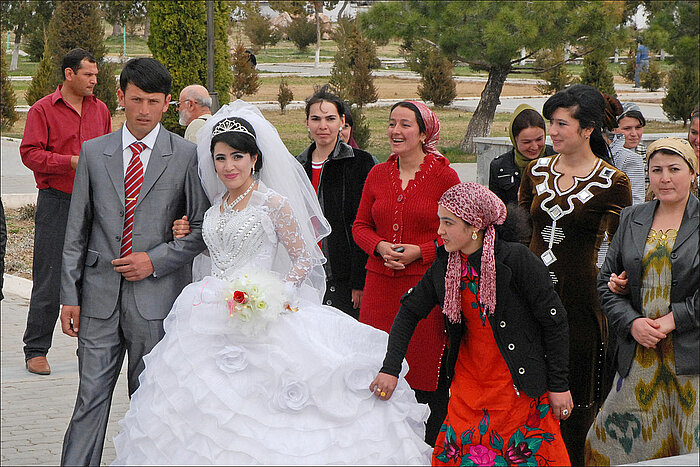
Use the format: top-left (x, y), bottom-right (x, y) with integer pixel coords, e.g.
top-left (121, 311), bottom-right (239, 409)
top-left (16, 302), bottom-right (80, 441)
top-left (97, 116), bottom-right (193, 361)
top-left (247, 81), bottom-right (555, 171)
top-left (329, 17), bottom-right (377, 108)
top-left (286, 15), bottom-right (316, 52)
top-left (25, 40), bottom-right (55, 106)
top-left (360, 1), bottom-right (628, 153)
top-left (663, 65), bottom-right (698, 125)
top-left (535, 47), bottom-right (577, 95)
top-left (45, 0), bottom-right (117, 112)
top-left (269, 1), bottom-right (338, 67)
top-left (243, 6), bottom-right (281, 50)
top-left (640, 59), bottom-right (664, 92)
top-left (621, 49), bottom-right (636, 83)
top-left (411, 43), bottom-right (457, 107)
top-left (349, 105), bottom-right (370, 150)
top-left (0, 34), bottom-right (18, 132)
top-left (1, 1), bottom-right (55, 71)
top-left (580, 48), bottom-right (616, 96)
top-left (21, 1), bottom-right (55, 62)
top-left (148, 0), bottom-right (235, 133)
top-left (99, 1), bottom-right (146, 39)
top-left (643, 1), bottom-right (699, 124)
top-left (23, 0), bottom-right (118, 112)
top-left (231, 42), bottom-right (260, 99)
top-left (277, 77), bottom-right (293, 113)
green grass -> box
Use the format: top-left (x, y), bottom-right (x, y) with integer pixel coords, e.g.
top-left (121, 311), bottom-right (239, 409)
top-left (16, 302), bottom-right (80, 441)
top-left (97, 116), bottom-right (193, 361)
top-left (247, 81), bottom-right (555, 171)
top-left (263, 106), bottom-right (514, 162)
top-left (104, 34), bottom-right (152, 57)
top-left (5, 54), bottom-right (39, 77)
top-left (9, 80), bottom-right (30, 106)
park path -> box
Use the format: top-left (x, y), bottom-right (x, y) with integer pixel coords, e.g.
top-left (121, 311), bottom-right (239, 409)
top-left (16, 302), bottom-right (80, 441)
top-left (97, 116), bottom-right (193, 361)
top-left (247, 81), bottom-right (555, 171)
top-left (0, 289), bottom-right (129, 466)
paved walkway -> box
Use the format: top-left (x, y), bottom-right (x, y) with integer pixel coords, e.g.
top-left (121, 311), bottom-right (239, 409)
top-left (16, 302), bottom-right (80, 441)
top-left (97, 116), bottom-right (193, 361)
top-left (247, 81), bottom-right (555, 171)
top-left (0, 288), bottom-right (130, 466)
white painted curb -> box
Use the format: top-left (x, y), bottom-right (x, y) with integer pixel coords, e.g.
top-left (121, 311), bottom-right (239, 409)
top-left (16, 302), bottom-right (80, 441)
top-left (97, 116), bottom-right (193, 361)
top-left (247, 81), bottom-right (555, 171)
top-left (2, 193), bottom-right (38, 209)
top-left (2, 274), bottom-right (32, 300)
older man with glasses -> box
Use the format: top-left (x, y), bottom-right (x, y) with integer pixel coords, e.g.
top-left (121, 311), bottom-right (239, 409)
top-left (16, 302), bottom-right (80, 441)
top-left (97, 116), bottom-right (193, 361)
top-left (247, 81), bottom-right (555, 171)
top-left (176, 84), bottom-right (212, 143)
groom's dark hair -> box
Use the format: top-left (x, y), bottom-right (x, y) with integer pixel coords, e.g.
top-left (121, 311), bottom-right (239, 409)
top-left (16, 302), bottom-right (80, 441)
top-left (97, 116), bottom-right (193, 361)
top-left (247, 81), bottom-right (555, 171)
top-left (119, 57), bottom-right (172, 96)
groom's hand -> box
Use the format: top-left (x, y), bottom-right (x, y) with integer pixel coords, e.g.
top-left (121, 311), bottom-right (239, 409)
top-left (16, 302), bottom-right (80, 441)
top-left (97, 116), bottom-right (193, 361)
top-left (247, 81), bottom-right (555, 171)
top-left (61, 305), bottom-right (81, 337)
top-left (112, 252), bottom-right (155, 281)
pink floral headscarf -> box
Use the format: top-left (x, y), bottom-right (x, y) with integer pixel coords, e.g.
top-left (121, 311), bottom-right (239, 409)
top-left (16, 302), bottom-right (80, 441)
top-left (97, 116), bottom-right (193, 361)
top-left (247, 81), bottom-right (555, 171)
top-left (405, 101), bottom-right (442, 156)
top-left (439, 183), bottom-right (507, 323)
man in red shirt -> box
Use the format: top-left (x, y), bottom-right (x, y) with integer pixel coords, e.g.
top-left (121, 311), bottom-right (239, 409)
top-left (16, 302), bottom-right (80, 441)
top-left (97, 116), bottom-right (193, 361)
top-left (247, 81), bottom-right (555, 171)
top-left (21, 48), bottom-right (112, 375)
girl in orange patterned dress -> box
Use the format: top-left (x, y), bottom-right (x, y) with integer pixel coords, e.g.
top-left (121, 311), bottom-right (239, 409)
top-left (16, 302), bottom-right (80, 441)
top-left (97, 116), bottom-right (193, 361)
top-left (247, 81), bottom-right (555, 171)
top-left (371, 183), bottom-right (573, 466)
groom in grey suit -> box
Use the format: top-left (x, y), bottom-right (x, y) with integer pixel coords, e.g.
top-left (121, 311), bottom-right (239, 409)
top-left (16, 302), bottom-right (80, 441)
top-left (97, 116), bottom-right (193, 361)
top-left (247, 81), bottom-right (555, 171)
top-left (59, 58), bottom-right (209, 466)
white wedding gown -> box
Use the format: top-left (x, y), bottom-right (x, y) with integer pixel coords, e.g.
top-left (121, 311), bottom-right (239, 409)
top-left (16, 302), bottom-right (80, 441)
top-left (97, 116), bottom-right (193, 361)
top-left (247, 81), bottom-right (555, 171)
top-left (112, 184), bottom-right (432, 465)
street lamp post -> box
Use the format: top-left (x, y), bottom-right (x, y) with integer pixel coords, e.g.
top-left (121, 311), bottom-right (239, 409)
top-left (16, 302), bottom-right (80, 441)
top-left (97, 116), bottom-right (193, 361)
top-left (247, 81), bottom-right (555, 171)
top-left (206, 0), bottom-right (219, 113)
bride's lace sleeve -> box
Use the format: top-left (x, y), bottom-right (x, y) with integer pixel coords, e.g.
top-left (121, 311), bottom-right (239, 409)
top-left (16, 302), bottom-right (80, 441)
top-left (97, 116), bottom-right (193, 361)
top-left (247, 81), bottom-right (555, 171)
top-left (266, 193), bottom-right (314, 286)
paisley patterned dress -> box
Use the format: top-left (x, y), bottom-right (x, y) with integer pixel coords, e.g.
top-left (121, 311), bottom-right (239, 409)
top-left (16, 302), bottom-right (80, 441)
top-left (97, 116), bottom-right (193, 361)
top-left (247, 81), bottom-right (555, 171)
top-left (433, 259), bottom-right (570, 466)
top-left (585, 229), bottom-right (700, 465)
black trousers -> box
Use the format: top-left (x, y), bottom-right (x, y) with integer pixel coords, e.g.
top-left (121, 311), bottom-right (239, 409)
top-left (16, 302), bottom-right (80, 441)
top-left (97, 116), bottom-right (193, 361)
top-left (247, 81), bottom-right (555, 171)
top-left (322, 278), bottom-right (359, 320)
top-left (414, 354), bottom-right (451, 448)
top-left (560, 404), bottom-right (598, 467)
top-left (23, 188), bottom-right (71, 360)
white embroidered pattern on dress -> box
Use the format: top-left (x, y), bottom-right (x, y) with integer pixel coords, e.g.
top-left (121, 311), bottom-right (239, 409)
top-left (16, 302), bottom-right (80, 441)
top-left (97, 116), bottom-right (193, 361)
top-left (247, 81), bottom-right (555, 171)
top-left (530, 156), bottom-right (615, 276)
top-left (202, 189), bottom-right (313, 287)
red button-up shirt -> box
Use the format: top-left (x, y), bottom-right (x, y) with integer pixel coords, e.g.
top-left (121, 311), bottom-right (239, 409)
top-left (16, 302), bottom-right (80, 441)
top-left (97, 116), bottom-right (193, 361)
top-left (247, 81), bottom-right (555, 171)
top-left (20, 86), bottom-right (112, 194)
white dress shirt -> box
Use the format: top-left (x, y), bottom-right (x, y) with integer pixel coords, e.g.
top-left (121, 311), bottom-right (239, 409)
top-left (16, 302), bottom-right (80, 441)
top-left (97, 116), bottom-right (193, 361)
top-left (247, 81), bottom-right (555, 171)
top-left (121, 123), bottom-right (161, 176)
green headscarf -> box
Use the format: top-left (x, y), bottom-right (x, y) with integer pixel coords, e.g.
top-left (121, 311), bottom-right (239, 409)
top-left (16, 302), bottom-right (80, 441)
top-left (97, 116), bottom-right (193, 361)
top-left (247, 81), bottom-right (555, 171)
top-left (509, 104), bottom-right (548, 172)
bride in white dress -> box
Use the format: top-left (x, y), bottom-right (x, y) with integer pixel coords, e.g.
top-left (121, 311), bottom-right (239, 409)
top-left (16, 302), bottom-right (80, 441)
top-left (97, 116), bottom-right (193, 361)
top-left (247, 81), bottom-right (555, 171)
top-left (111, 101), bottom-right (432, 465)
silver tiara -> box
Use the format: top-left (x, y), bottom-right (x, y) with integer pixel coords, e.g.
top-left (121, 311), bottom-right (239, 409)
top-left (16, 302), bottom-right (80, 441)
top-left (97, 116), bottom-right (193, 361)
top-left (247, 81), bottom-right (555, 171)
top-left (212, 118), bottom-right (255, 139)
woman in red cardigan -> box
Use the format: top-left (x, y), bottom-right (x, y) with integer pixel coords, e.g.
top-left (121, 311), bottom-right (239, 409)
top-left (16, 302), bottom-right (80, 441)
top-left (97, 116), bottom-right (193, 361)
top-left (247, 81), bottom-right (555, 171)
top-left (353, 101), bottom-right (460, 446)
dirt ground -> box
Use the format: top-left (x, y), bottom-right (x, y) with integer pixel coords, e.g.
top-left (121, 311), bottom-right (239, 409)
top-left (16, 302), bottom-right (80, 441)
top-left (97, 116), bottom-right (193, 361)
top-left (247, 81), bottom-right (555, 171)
top-left (4, 207), bottom-right (35, 280)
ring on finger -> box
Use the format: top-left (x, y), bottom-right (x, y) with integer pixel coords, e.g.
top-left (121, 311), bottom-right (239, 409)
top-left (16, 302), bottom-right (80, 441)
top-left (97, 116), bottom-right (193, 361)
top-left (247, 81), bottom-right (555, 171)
top-left (562, 409), bottom-right (569, 416)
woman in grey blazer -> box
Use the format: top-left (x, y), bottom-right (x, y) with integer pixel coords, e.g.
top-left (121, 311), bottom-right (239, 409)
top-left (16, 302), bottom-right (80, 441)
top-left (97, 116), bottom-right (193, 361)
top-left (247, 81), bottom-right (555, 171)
top-left (585, 137), bottom-right (699, 465)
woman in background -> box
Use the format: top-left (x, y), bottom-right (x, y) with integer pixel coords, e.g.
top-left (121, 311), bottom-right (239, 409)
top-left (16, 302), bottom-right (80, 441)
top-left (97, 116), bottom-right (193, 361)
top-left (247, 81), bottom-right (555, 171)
top-left (519, 84), bottom-right (633, 465)
top-left (353, 101), bottom-right (460, 445)
top-left (489, 104), bottom-right (555, 206)
top-left (602, 93), bottom-right (646, 205)
top-left (586, 137), bottom-right (698, 465)
top-left (296, 86), bottom-right (375, 318)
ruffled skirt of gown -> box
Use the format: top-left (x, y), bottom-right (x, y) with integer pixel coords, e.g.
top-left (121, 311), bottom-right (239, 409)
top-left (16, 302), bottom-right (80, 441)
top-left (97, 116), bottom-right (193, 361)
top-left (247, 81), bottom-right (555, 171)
top-left (111, 276), bottom-right (432, 465)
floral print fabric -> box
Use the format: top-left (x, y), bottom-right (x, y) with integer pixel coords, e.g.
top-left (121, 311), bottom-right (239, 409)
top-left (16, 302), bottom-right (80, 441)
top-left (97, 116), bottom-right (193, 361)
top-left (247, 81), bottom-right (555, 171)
top-left (432, 263), bottom-right (569, 466)
top-left (433, 263), bottom-right (570, 466)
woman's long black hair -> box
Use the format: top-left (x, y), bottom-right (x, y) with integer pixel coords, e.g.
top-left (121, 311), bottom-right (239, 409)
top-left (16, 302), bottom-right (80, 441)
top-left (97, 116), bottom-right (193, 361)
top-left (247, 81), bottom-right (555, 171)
top-left (543, 84), bottom-right (613, 165)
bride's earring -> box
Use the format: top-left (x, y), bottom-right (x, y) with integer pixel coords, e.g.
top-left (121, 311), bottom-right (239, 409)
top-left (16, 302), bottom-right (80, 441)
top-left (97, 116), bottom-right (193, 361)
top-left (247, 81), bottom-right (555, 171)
top-left (472, 230), bottom-right (478, 241)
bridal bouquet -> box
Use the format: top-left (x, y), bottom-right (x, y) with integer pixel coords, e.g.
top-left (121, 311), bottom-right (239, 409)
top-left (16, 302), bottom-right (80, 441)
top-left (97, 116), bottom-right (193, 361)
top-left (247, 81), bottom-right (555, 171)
top-left (223, 270), bottom-right (291, 336)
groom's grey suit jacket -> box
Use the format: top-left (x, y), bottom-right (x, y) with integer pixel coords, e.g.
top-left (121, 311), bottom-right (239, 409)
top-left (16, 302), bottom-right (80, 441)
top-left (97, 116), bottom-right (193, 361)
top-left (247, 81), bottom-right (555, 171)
top-left (61, 126), bottom-right (210, 320)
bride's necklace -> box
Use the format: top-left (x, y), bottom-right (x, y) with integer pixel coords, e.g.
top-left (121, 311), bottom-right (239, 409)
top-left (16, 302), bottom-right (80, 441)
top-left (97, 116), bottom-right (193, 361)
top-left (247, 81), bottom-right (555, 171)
top-left (224, 181), bottom-right (255, 212)
top-left (216, 181), bottom-right (256, 235)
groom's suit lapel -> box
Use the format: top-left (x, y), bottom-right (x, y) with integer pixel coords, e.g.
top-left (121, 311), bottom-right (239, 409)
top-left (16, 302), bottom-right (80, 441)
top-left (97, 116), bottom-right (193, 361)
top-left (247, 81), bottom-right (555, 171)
top-left (103, 129), bottom-right (125, 206)
top-left (137, 127), bottom-right (173, 208)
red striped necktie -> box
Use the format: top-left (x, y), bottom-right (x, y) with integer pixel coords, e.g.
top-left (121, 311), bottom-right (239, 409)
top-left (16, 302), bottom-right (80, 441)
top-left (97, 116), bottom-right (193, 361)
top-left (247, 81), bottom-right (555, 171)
top-left (120, 141), bottom-right (146, 257)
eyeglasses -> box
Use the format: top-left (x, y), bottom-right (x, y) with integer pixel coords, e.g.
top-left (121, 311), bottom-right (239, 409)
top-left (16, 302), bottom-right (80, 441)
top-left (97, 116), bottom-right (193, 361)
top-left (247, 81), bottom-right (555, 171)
top-left (171, 99), bottom-right (192, 108)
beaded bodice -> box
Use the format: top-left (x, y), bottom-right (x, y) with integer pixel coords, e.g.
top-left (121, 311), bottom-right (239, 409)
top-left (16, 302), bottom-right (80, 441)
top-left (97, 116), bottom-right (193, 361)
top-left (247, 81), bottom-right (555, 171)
top-left (202, 186), bottom-right (314, 285)
top-left (203, 205), bottom-right (274, 280)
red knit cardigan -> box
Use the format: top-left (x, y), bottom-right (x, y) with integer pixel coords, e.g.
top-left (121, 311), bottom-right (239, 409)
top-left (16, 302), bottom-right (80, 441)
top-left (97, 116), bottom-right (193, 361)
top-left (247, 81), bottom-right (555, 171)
top-left (353, 153), bottom-right (461, 277)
